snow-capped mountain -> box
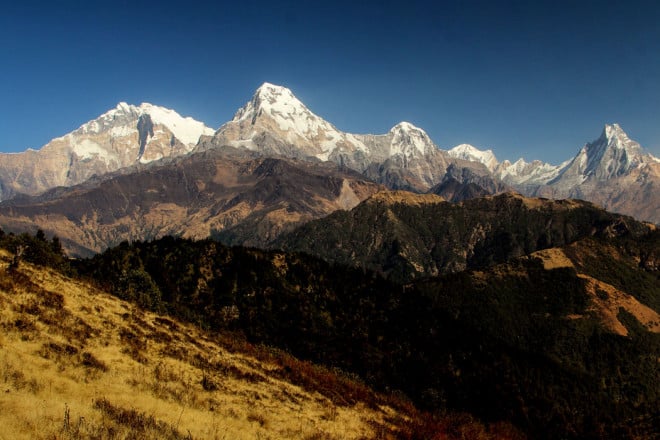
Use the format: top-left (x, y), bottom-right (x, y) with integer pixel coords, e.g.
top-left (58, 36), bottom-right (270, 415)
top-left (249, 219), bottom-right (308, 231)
top-left (386, 122), bottom-right (439, 158)
top-left (447, 143), bottom-right (566, 186)
top-left (495, 158), bottom-right (566, 186)
top-left (1, 82), bottom-right (657, 223)
top-left (440, 123), bottom-right (659, 223)
top-left (547, 123), bottom-right (653, 189)
top-left (524, 123), bottom-right (660, 223)
top-left (0, 103), bottom-right (214, 200)
top-left (448, 144), bottom-right (499, 171)
top-left (201, 83), bottom-right (462, 190)
top-left (204, 82), bottom-right (368, 161)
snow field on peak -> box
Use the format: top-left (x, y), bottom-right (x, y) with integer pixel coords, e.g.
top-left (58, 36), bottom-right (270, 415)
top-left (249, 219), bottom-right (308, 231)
top-left (141, 104), bottom-right (215, 147)
top-left (234, 83), bottom-right (369, 157)
top-left (448, 144), bottom-right (498, 170)
top-left (389, 122), bottom-right (435, 156)
top-left (72, 139), bottom-right (118, 163)
top-left (77, 102), bottom-right (213, 148)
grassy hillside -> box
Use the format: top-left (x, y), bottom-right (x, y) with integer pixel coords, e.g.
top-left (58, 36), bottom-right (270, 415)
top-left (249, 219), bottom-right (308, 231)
top-left (0, 249), bottom-right (405, 439)
top-left (0, 243), bottom-right (525, 440)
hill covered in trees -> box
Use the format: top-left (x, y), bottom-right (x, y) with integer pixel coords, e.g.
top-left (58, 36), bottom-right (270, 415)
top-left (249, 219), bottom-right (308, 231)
top-left (77, 228), bottom-right (660, 439)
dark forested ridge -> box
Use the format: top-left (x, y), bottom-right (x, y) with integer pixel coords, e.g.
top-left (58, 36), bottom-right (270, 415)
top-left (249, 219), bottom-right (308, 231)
top-left (76, 229), bottom-right (660, 440)
top-left (275, 191), bottom-right (654, 283)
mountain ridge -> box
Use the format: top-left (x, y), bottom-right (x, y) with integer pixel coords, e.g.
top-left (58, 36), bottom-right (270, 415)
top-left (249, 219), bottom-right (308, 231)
top-left (1, 83), bottom-right (658, 223)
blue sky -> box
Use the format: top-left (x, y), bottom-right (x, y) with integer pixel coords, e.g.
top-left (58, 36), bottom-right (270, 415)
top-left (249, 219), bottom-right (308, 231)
top-left (1, 0), bottom-right (659, 164)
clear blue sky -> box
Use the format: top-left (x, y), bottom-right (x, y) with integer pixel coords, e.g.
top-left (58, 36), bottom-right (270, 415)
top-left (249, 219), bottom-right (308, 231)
top-left (1, 0), bottom-right (659, 164)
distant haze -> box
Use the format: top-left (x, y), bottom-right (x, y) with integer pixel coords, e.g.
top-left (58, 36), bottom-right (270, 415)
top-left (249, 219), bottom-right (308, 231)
top-left (1, 0), bottom-right (659, 164)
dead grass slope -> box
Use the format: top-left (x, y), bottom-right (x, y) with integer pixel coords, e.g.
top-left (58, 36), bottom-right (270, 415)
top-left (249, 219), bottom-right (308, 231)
top-left (0, 249), bottom-right (407, 440)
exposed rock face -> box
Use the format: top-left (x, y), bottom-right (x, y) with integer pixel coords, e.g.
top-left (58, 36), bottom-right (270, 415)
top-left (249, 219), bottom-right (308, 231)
top-left (0, 147), bottom-right (382, 256)
top-left (428, 163), bottom-right (510, 202)
top-left (0, 103), bottom-right (214, 200)
top-left (276, 191), bottom-right (652, 282)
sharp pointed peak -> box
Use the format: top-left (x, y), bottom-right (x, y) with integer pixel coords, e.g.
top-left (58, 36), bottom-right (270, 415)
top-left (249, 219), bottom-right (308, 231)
top-left (254, 82), bottom-right (296, 98)
top-left (603, 123), bottom-right (627, 140)
top-left (389, 121), bottom-right (427, 134)
top-left (591, 123), bottom-right (641, 155)
top-left (257, 81), bottom-right (287, 90)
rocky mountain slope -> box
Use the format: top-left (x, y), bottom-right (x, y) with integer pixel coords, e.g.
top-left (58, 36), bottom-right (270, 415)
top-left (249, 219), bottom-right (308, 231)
top-left (0, 82), bottom-right (657, 254)
top-left (0, 102), bottom-right (214, 201)
top-left (200, 84), bottom-right (659, 223)
top-left (276, 191), bottom-right (653, 282)
top-left (0, 147), bottom-right (381, 256)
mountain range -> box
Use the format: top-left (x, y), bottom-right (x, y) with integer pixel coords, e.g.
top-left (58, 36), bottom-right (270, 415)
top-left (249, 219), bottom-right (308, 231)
top-left (0, 82), bottom-right (658, 257)
top-left (1, 82), bottom-right (659, 439)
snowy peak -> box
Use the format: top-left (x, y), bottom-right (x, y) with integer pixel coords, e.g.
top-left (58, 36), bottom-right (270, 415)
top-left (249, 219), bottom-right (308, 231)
top-left (574, 123), bottom-right (644, 180)
top-left (545, 123), bottom-right (655, 189)
top-left (388, 121), bottom-right (437, 157)
top-left (598, 123), bottom-right (643, 158)
top-left (232, 83), bottom-right (336, 139)
top-left (140, 103), bottom-right (214, 146)
top-left (0, 101), bottom-right (214, 200)
top-left (254, 82), bottom-right (300, 105)
top-left (78, 102), bottom-right (214, 148)
top-left (448, 144), bottom-right (498, 170)
top-left (495, 157), bottom-right (564, 185)
top-left (234, 83), bottom-right (311, 126)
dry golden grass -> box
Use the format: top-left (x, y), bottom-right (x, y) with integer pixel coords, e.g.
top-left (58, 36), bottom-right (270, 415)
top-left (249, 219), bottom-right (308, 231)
top-left (367, 191), bottom-right (445, 206)
top-left (531, 245), bottom-right (660, 336)
top-left (0, 249), bottom-right (404, 439)
top-left (531, 248), bottom-right (574, 270)
top-left (578, 274), bottom-right (660, 336)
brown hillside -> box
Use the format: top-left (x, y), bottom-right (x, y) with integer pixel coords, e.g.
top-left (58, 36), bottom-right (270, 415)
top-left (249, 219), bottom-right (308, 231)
top-left (0, 249), bottom-right (404, 439)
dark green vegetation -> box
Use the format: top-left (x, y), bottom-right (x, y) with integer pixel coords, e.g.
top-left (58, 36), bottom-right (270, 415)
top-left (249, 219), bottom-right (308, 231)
top-left (76, 229), bottom-right (659, 440)
top-left (0, 227), bottom-right (71, 274)
top-left (275, 192), bottom-right (651, 282)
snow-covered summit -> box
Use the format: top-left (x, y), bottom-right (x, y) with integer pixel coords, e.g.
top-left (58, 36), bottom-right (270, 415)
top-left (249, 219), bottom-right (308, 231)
top-left (388, 122), bottom-right (437, 157)
top-left (559, 123), bottom-right (645, 182)
top-left (219, 83), bottom-right (368, 160)
top-left (0, 101), bottom-right (215, 200)
top-left (77, 102), bottom-right (214, 147)
top-left (233, 83), bottom-right (322, 134)
top-left (494, 157), bottom-right (565, 185)
top-left (448, 144), bottom-right (498, 171)
top-left (599, 123), bottom-right (643, 159)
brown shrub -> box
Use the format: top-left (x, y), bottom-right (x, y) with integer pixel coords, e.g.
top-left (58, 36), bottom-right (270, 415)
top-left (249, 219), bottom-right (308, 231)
top-left (81, 352), bottom-right (108, 372)
top-left (39, 342), bottom-right (79, 360)
top-left (120, 328), bottom-right (148, 364)
top-left (93, 398), bottom-right (190, 440)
